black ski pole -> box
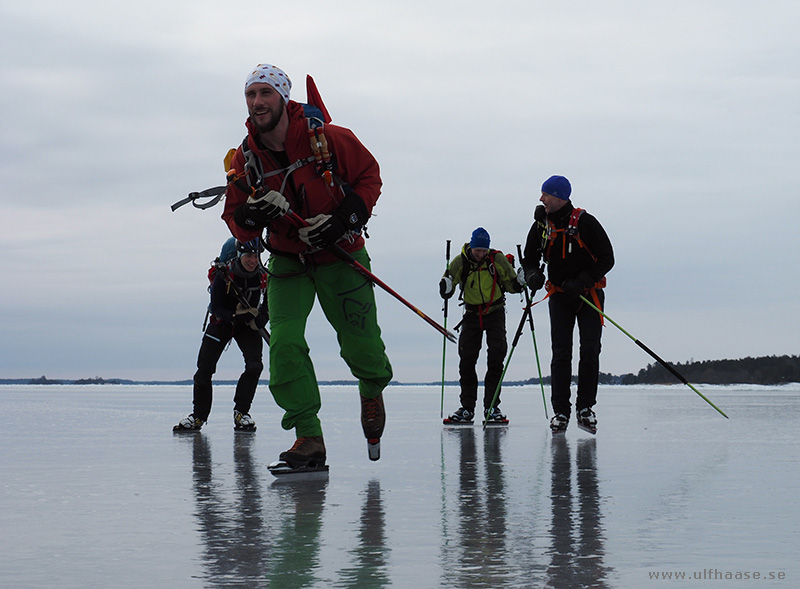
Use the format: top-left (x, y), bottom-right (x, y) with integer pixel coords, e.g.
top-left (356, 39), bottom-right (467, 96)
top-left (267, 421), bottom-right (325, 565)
top-left (483, 301), bottom-right (531, 430)
top-left (517, 245), bottom-right (548, 419)
top-left (440, 239), bottom-right (451, 418)
top-left (578, 294), bottom-right (727, 418)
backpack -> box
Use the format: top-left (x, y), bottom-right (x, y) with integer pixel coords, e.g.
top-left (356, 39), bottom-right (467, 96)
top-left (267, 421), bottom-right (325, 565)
top-left (545, 208), bottom-right (597, 261)
top-left (456, 249), bottom-right (508, 315)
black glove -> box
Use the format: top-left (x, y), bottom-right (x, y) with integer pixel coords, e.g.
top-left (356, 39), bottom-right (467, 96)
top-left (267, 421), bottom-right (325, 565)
top-left (233, 202), bottom-right (278, 229)
top-left (298, 213), bottom-right (343, 247)
top-left (525, 268), bottom-right (546, 293)
top-left (439, 276), bottom-right (454, 299)
top-left (253, 312), bottom-right (268, 330)
top-left (233, 190), bottom-right (289, 229)
top-left (562, 270), bottom-right (595, 300)
top-left (561, 279), bottom-right (584, 300)
top-left (298, 187), bottom-right (369, 248)
top-left (534, 204), bottom-right (547, 223)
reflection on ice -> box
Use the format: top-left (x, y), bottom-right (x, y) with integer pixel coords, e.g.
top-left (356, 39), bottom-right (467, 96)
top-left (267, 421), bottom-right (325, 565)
top-left (546, 437), bottom-right (611, 588)
top-left (266, 479), bottom-right (328, 588)
top-left (1, 384), bottom-right (798, 587)
top-left (336, 479), bottom-right (390, 587)
top-left (437, 427), bottom-right (612, 588)
top-left (185, 433), bottom-right (269, 584)
top-left (439, 427), bottom-right (512, 587)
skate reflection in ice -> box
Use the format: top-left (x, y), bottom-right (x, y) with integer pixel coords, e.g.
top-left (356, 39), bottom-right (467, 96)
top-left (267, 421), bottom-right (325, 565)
top-left (265, 474), bottom-right (328, 588)
top-left (185, 432), bottom-right (331, 587)
top-left (189, 433), bottom-right (268, 585)
top-left (439, 427), bottom-right (510, 587)
top-left (336, 479), bottom-right (390, 587)
top-left (545, 437), bottom-right (612, 588)
top-left (482, 427), bottom-right (510, 581)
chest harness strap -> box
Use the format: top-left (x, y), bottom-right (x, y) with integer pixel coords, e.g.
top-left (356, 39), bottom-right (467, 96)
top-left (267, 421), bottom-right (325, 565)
top-left (546, 208), bottom-right (594, 260)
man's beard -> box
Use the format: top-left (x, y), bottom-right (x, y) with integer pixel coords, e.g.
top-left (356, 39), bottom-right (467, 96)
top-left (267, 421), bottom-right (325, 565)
top-left (253, 102), bottom-right (285, 134)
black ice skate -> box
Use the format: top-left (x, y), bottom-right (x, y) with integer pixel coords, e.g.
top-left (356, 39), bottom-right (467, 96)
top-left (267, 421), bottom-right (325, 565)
top-left (173, 414), bottom-right (204, 432)
top-left (233, 410), bottom-right (256, 432)
top-left (576, 407), bottom-right (597, 435)
top-left (483, 407), bottom-right (509, 426)
top-left (443, 407), bottom-right (474, 426)
top-left (550, 413), bottom-right (568, 435)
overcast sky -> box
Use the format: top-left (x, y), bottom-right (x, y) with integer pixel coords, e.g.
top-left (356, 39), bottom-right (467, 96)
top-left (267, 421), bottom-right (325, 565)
top-left (2, 1), bottom-right (798, 385)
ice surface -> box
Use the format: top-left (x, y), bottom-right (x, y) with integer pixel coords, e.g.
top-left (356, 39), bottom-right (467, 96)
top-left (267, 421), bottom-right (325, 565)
top-left (1, 384), bottom-right (798, 588)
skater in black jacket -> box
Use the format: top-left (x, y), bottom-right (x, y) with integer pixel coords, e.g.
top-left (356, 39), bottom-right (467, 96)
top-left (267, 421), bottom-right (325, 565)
top-left (174, 239), bottom-right (268, 432)
top-left (521, 176), bottom-right (614, 434)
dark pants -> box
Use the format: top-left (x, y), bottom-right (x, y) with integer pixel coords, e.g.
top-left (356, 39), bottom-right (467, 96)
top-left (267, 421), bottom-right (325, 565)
top-left (548, 291), bottom-right (604, 418)
top-left (192, 321), bottom-right (264, 421)
top-left (458, 309), bottom-right (508, 412)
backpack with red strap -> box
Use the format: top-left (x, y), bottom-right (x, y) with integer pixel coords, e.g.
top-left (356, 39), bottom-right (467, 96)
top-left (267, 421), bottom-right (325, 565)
top-left (546, 208), bottom-right (594, 260)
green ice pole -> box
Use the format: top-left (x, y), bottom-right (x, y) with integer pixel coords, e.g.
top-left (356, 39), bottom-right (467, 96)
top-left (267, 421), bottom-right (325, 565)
top-left (579, 295), bottom-right (728, 419)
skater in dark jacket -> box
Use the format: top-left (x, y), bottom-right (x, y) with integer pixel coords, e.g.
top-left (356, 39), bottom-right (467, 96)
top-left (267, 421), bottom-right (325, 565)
top-left (174, 238), bottom-right (268, 432)
top-left (521, 175), bottom-right (614, 434)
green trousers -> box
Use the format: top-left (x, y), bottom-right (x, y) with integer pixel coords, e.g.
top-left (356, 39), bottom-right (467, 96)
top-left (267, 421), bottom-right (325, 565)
top-left (267, 247), bottom-right (393, 437)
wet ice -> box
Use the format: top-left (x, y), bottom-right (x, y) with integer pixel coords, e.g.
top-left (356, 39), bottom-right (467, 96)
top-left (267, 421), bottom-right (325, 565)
top-left (1, 384), bottom-right (798, 588)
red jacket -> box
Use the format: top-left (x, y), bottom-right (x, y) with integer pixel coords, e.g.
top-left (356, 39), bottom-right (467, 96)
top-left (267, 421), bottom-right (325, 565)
top-left (222, 101), bottom-right (382, 263)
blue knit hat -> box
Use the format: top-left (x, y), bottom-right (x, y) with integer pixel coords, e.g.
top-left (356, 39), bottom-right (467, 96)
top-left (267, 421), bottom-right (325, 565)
top-left (541, 175), bottom-right (571, 200)
top-left (470, 227), bottom-right (490, 249)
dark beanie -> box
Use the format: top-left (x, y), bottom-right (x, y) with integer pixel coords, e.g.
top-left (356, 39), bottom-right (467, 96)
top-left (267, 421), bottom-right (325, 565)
top-left (470, 227), bottom-right (490, 249)
top-left (541, 175), bottom-right (571, 200)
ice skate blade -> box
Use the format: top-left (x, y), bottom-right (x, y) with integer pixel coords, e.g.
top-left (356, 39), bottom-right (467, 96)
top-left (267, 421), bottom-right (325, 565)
top-left (443, 419), bottom-right (474, 426)
top-left (268, 460), bottom-right (329, 479)
top-left (551, 428), bottom-right (567, 436)
top-left (482, 420), bottom-right (509, 427)
top-left (577, 424), bottom-right (597, 435)
top-left (234, 426), bottom-right (257, 433)
top-left (367, 440), bottom-right (381, 461)
top-left (172, 427), bottom-right (202, 434)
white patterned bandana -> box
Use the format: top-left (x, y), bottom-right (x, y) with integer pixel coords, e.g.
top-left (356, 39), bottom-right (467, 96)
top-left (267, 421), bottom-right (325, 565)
top-left (244, 64), bottom-right (292, 103)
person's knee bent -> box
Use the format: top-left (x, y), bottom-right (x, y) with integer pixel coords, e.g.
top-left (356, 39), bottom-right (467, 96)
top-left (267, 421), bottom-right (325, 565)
top-left (243, 358), bottom-right (263, 377)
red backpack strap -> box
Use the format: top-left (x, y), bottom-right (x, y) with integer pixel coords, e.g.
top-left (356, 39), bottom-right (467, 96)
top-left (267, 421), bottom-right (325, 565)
top-left (566, 208), bottom-right (596, 260)
top-left (568, 208), bottom-right (584, 230)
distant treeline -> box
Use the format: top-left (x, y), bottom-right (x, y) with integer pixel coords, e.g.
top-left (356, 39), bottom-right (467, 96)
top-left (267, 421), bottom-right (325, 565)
top-left (613, 355), bottom-right (800, 386)
top-left (2, 356), bottom-right (798, 386)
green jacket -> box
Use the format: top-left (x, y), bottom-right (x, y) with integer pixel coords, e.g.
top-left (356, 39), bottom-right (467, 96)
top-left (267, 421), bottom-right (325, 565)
top-left (445, 244), bottom-right (522, 315)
